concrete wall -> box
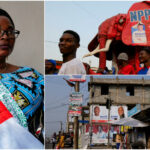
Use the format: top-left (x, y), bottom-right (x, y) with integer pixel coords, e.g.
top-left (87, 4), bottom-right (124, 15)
top-left (0, 1), bottom-right (44, 74)
top-left (89, 84), bottom-right (150, 105)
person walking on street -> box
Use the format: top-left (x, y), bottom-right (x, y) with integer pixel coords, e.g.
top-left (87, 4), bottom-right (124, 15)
top-left (52, 132), bottom-right (56, 149)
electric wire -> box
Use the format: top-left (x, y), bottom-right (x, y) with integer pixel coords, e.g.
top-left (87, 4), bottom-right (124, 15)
top-left (71, 1), bottom-right (100, 22)
top-left (45, 40), bottom-right (87, 49)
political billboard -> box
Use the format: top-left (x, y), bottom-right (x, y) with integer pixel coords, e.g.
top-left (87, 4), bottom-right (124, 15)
top-left (86, 124), bottom-right (119, 144)
top-left (90, 105), bottom-right (128, 123)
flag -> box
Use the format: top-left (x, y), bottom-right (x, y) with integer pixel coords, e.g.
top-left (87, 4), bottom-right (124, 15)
top-left (0, 101), bottom-right (43, 149)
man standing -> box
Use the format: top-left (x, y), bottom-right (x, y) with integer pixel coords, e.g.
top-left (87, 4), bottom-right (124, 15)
top-left (58, 30), bottom-right (86, 75)
top-left (45, 59), bottom-right (58, 75)
top-left (138, 47), bottom-right (150, 75)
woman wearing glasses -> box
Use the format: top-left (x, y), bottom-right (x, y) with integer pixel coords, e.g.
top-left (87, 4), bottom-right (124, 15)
top-left (0, 9), bottom-right (43, 148)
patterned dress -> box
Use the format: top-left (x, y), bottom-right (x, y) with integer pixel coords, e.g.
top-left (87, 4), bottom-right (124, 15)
top-left (0, 66), bottom-right (44, 142)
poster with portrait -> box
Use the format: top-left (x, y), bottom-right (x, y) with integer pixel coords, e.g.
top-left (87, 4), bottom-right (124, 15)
top-left (90, 105), bottom-right (128, 123)
top-left (131, 22), bottom-right (147, 44)
top-left (122, 2), bottom-right (150, 46)
top-left (86, 124), bottom-right (119, 144)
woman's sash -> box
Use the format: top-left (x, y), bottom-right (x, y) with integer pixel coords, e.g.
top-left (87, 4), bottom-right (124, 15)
top-left (0, 81), bottom-right (27, 128)
top-left (0, 81), bottom-right (43, 149)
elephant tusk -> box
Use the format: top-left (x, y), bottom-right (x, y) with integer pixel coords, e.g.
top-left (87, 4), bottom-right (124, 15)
top-left (83, 39), bottom-right (112, 58)
top-left (83, 53), bottom-right (93, 58)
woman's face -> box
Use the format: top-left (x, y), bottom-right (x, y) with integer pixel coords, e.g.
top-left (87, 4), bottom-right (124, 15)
top-left (0, 16), bottom-right (15, 59)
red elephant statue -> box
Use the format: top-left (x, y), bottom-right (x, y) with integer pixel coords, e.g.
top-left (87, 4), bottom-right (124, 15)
top-left (84, 13), bottom-right (127, 73)
top-left (83, 1), bottom-right (150, 74)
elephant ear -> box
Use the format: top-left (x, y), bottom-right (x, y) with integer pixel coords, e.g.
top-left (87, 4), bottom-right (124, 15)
top-left (122, 1), bottom-right (150, 46)
top-left (88, 34), bottom-right (99, 58)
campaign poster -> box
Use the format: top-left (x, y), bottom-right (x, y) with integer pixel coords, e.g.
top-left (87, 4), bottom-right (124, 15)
top-left (69, 92), bottom-right (83, 116)
top-left (68, 106), bottom-right (82, 116)
top-left (122, 5), bottom-right (150, 46)
top-left (90, 105), bottom-right (128, 123)
top-left (86, 124), bottom-right (119, 144)
top-left (131, 22), bottom-right (147, 44)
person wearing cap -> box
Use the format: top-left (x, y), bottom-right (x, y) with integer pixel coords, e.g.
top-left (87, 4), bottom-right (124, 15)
top-left (117, 52), bottom-right (135, 75)
top-left (45, 59), bottom-right (58, 74)
top-left (138, 47), bottom-right (150, 75)
top-left (58, 30), bottom-right (86, 75)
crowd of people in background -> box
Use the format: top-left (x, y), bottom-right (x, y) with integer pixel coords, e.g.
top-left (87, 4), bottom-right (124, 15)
top-left (50, 131), bottom-right (74, 149)
top-left (45, 30), bottom-right (150, 76)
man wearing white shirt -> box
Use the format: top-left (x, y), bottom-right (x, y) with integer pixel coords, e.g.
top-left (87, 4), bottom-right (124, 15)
top-left (58, 30), bottom-right (86, 75)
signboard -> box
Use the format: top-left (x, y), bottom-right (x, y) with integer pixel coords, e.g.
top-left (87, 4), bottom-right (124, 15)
top-left (69, 92), bottom-right (83, 116)
top-left (68, 106), bottom-right (82, 116)
top-left (86, 124), bottom-right (119, 144)
top-left (70, 92), bottom-right (83, 105)
top-left (69, 75), bottom-right (86, 82)
top-left (68, 124), bottom-right (73, 131)
top-left (90, 105), bottom-right (128, 123)
top-left (122, 1), bottom-right (150, 46)
top-left (78, 120), bottom-right (89, 124)
top-left (128, 104), bottom-right (141, 117)
top-left (68, 115), bottom-right (74, 122)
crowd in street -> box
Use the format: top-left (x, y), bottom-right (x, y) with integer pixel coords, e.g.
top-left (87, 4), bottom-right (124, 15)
top-left (50, 131), bottom-right (73, 149)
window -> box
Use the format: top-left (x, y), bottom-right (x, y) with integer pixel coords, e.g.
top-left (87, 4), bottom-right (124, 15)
top-left (101, 85), bottom-right (109, 95)
top-left (92, 91), bottom-right (94, 97)
top-left (126, 86), bottom-right (134, 96)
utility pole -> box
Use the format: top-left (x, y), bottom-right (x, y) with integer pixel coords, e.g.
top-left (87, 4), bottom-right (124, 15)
top-left (107, 102), bottom-right (110, 148)
top-left (60, 121), bottom-right (63, 133)
top-left (89, 104), bottom-right (93, 149)
top-left (106, 97), bottom-right (111, 148)
top-left (73, 81), bottom-right (80, 149)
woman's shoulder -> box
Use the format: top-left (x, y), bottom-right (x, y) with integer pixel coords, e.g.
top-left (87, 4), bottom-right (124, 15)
top-left (6, 64), bottom-right (42, 75)
top-left (14, 66), bottom-right (39, 72)
top-left (10, 66), bottom-right (43, 82)
top-left (13, 66), bottom-right (43, 75)
top-left (1, 65), bottom-right (44, 85)
top-left (17, 66), bottom-right (43, 80)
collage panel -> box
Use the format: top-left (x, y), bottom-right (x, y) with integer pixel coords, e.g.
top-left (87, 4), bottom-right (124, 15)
top-left (45, 1), bottom-right (150, 76)
top-left (45, 75), bottom-right (150, 149)
top-left (0, 1), bottom-right (44, 149)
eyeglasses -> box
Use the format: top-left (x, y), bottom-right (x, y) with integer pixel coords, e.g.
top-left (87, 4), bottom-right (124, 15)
top-left (0, 29), bottom-right (20, 39)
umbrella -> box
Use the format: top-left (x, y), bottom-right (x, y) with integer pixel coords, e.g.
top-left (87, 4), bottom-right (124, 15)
top-left (109, 117), bottom-right (149, 127)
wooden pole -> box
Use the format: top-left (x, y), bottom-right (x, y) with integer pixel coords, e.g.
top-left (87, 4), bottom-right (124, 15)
top-left (73, 81), bottom-right (80, 149)
top-left (73, 116), bottom-right (79, 149)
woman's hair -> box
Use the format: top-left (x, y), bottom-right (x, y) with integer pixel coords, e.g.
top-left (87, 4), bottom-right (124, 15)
top-left (0, 8), bottom-right (15, 28)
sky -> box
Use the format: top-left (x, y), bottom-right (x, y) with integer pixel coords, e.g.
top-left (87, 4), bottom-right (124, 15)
top-left (45, 75), bottom-right (90, 137)
top-left (45, 1), bottom-right (137, 69)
